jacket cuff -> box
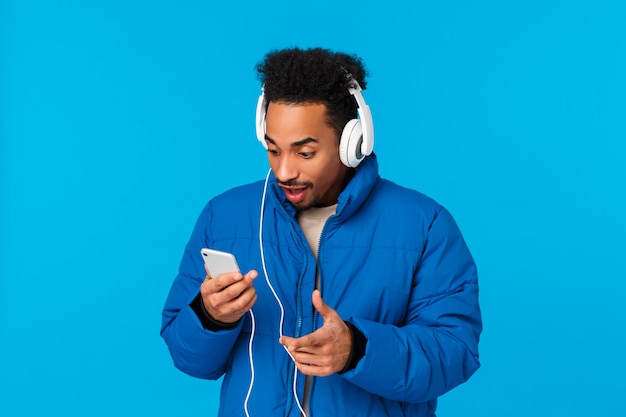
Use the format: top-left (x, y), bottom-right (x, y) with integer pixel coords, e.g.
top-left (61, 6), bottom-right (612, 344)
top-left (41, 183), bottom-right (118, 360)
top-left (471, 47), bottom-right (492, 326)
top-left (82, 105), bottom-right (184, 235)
top-left (338, 321), bottom-right (367, 374)
top-left (189, 293), bottom-right (240, 331)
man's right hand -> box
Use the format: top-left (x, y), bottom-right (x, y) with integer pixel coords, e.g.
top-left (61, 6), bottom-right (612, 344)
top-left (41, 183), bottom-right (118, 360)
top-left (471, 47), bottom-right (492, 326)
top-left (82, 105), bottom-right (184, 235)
top-left (200, 264), bottom-right (258, 324)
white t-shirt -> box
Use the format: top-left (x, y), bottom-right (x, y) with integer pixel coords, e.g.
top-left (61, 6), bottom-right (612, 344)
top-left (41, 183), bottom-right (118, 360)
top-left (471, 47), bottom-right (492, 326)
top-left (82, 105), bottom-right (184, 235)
top-left (296, 204), bottom-right (337, 260)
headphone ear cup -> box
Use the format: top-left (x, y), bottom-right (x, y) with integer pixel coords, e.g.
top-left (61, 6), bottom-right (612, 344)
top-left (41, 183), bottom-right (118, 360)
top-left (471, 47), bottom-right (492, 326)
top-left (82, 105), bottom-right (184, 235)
top-left (255, 93), bottom-right (268, 149)
top-left (339, 119), bottom-right (364, 168)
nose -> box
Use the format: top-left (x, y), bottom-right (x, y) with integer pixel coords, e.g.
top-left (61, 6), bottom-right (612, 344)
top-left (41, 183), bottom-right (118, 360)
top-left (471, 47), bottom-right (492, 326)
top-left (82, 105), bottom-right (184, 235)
top-left (273, 153), bottom-right (298, 183)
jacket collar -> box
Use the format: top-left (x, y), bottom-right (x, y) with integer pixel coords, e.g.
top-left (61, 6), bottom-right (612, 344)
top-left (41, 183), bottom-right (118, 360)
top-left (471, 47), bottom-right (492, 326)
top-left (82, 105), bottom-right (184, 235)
top-left (268, 154), bottom-right (380, 221)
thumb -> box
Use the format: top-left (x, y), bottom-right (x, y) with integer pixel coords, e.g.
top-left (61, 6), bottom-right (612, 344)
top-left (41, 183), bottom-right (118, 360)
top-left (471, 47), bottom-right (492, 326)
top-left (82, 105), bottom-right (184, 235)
top-left (312, 290), bottom-right (335, 320)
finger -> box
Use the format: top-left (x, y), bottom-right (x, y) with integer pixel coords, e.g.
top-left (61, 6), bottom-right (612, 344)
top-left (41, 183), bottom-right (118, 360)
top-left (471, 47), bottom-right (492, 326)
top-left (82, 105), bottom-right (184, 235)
top-left (230, 288), bottom-right (257, 313)
top-left (217, 269), bottom-right (257, 288)
top-left (293, 361), bottom-right (334, 377)
top-left (213, 272), bottom-right (245, 290)
top-left (201, 275), bottom-right (249, 310)
top-left (203, 269), bottom-right (257, 294)
top-left (312, 290), bottom-right (337, 321)
top-left (291, 350), bottom-right (323, 366)
top-left (279, 336), bottom-right (296, 347)
top-left (280, 335), bottom-right (312, 353)
top-left (289, 329), bottom-right (333, 352)
top-left (244, 269), bottom-right (259, 281)
top-left (279, 340), bottom-right (329, 370)
top-left (218, 276), bottom-right (258, 305)
top-left (222, 270), bottom-right (258, 298)
top-left (205, 284), bottom-right (258, 323)
top-left (201, 272), bottom-right (239, 296)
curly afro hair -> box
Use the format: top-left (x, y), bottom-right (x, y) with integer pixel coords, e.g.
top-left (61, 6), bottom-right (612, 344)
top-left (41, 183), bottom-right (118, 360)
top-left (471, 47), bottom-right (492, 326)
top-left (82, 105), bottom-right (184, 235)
top-left (255, 47), bottom-right (368, 139)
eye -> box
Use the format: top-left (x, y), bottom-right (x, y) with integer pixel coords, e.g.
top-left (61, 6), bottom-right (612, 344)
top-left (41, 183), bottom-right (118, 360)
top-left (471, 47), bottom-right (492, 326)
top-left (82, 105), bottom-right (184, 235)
top-left (299, 151), bottom-right (315, 159)
top-left (267, 148), bottom-right (280, 156)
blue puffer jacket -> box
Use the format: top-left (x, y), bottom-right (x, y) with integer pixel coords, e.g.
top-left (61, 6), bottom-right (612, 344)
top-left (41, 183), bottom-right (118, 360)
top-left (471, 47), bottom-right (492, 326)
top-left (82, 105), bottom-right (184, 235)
top-left (161, 155), bottom-right (481, 417)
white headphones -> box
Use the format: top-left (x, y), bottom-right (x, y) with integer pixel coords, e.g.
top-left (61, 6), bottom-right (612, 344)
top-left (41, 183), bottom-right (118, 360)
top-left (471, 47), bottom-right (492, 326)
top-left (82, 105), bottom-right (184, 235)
top-left (255, 75), bottom-right (374, 168)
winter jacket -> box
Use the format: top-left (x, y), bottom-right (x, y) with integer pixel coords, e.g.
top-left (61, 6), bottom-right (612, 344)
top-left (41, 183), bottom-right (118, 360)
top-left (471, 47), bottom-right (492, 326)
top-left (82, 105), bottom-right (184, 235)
top-left (161, 155), bottom-right (482, 417)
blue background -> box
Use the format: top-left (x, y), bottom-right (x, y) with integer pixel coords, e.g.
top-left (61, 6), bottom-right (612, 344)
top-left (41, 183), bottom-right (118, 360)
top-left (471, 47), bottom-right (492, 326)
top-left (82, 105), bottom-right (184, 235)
top-left (2, 1), bottom-right (625, 416)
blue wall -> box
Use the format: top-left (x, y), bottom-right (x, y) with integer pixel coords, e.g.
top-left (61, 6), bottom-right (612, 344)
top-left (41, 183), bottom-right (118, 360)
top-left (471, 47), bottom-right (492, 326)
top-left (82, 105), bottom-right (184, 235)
top-left (2, 1), bottom-right (625, 416)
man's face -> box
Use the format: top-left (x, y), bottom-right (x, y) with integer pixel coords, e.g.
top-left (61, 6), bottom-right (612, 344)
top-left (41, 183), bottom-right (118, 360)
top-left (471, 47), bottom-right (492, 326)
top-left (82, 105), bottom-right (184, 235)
top-left (264, 101), bottom-right (351, 210)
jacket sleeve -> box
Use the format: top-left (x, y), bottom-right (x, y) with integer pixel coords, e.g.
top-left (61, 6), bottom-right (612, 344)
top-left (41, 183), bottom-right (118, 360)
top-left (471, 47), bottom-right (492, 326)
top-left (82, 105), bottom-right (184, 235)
top-left (341, 207), bottom-right (482, 402)
top-left (160, 202), bottom-right (243, 380)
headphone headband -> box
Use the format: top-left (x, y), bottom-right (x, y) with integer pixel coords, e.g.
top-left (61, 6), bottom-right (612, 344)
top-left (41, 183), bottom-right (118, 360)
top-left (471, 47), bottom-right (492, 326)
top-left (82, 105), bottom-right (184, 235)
top-left (346, 80), bottom-right (374, 158)
top-left (255, 75), bottom-right (374, 168)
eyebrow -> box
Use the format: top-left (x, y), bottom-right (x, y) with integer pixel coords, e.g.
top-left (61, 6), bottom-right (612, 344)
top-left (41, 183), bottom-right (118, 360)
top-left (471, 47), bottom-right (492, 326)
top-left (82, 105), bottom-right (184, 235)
top-left (265, 135), bottom-right (319, 148)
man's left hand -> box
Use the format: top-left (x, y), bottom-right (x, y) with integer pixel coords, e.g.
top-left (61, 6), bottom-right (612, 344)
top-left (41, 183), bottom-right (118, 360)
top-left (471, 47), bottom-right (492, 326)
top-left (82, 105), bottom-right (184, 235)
top-left (279, 290), bottom-right (352, 376)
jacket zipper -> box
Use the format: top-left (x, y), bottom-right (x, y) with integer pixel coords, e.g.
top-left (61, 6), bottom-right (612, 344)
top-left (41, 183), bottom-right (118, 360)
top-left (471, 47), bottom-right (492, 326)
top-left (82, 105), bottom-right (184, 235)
top-left (272, 187), bottom-right (339, 417)
top-left (274, 202), bottom-right (309, 417)
top-left (305, 213), bottom-right (336, 417)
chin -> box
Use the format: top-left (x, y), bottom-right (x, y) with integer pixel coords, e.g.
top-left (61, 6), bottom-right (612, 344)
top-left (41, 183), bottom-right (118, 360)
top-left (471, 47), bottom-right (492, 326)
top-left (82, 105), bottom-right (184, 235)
top-left (292, 201), bottom-right (314, 211)
top-left (292, 197), bottom-right (319, 211)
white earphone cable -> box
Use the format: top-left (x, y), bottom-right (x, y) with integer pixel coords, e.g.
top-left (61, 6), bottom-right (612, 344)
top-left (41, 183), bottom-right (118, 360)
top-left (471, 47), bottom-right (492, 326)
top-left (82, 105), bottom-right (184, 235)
top-left (243, 309), bottom-right (256, 417)
top-left (259, 169), bottom-right (287, 338)
top-left (245, 168), bottom-right (306, 417)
